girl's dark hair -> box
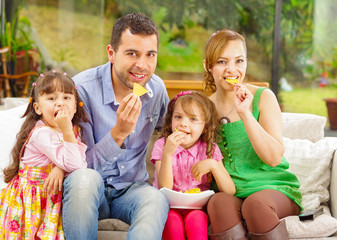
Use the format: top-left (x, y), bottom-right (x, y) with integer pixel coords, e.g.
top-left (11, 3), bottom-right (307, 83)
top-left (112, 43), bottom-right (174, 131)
top-left (203, 28), bottom-right (247, 93)
top-left (110, 12), bottom-right (159, 51)
top-left (161, 91), bottom-right (220, 158)
top-left (3, 71), bottom-right (88, 183)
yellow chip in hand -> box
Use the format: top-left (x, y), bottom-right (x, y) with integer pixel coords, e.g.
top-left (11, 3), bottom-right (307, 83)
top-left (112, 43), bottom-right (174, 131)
top-left (226, 78), bottom-right (238, 85)
top-left (133, 83), bottom-right (148, 97)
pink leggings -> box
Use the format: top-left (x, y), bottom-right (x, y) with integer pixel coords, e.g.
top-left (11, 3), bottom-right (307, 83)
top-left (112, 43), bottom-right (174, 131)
top-left (207, 189), bottom-right (300, 234)
top-left (162, 209), bottom-right (208, 240)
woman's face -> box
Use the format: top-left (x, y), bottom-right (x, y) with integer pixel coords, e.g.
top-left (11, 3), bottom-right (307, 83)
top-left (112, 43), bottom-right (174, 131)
top-left (208, 40), bottom-right (247, 91)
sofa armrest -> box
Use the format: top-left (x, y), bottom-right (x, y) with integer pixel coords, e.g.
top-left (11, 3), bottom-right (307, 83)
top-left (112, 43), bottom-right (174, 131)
top-left (330, 148), bottom-right (337, 218)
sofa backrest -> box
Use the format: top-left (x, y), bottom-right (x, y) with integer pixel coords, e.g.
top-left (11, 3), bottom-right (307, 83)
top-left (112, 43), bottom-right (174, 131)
top-left (282, 112), bottom-right (326, 142)
top-left (0, 101), bottom-right (329, 190)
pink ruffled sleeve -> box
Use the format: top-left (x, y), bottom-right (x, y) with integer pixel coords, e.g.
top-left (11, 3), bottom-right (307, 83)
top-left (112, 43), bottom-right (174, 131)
top-left (150, 137), bottom-right (165, 165)
top-left (29, 127), bottom-right (87, 172)
top-left (212, 144), bottom-right (223, 162)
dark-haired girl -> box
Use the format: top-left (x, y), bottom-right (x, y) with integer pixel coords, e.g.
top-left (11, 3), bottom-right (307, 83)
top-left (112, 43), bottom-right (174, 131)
top-left (0, 71), bottom-right (87, 239)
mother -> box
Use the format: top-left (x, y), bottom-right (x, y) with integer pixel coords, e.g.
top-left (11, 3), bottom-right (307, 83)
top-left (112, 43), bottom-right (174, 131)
top-left (203, 28), bottom-right (302, 240)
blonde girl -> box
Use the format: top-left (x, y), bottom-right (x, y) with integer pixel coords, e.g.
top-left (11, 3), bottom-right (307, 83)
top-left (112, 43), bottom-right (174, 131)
top-left (151, 91), bottom-right (235, 240)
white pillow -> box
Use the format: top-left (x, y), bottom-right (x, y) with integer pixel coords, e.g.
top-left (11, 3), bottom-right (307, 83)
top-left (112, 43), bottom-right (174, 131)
top-left (285, 206), bottom-right (337, 238)
top-left (0, 104), bottom-right (27, 190)
top-left (284, 137), bottom-right (337, 211)
top-left (282, 112), bottom-right (326, 142)
top-left (4, 97), bottom-right (29, 110)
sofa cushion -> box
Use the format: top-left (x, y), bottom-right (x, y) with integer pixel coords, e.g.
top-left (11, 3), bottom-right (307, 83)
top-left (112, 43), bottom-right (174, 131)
top-left (0, 104), bottom-right (27, 190)
top-left (98, 219), bottom-right (130, 231)
top-left (284, 137), bottom-right (337, 211)
top-left (331, 153), bottom-right (337, 220)
top-left (285, 206), bottom-right (337, 238)
top-left (282, 112), bottom-right (326, 142)
top-left (284, 136), bottom-right (337, 238)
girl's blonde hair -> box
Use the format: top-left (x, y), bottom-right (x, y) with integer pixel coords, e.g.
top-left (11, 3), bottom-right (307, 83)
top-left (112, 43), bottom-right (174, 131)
top-left (4, 71), bottom-right (87, 183)
top-left (161, 91), bottom-right (220, 158)
top-left (203, 28), bottom-right (247, 93)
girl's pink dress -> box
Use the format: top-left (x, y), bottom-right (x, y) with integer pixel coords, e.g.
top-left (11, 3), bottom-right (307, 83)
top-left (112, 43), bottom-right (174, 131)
top-left (0, 121), bottom-right (87, 239)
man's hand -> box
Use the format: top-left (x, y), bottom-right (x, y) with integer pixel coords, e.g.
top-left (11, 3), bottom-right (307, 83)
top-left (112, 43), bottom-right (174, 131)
top-left (110, 93), bottom-right (142, 146)
top-left (43, 166), bottom-right (65, 194)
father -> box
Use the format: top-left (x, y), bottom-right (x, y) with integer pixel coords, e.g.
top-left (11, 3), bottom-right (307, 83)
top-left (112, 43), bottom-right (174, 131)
top-left (62, 13), bottom-right (170, 240)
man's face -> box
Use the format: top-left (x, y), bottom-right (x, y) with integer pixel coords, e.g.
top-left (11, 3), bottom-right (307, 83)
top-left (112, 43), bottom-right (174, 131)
top-left (108, 29), bottom-right (158, 91)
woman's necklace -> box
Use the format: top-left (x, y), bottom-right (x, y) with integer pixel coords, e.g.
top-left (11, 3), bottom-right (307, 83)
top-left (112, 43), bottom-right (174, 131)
top-left (216, 94), bottom-right (235, 124)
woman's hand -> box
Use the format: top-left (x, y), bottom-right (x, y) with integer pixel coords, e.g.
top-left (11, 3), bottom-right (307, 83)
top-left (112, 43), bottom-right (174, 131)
top-left (234, 84), bottom-right (254, 114)
top-left (43, 166), bottom-right (65, 194)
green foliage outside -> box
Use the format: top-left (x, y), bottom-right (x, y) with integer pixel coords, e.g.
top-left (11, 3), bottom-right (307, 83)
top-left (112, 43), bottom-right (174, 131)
top-left (280, 86), bottom-right (336, 128)
top-left (12, 0), bottom-right (337, 126)
top-left (0, 6), bottom-right (39, 62)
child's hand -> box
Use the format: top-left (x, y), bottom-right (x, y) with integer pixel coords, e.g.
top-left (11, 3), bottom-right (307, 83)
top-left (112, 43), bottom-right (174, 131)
top-left (55, 107), bottom-right (73, 133)
top-left (55, 107), bottom-right (78, 143)
top-left (163, 131), bottom-right (186, 156)
top-left (43, 166), bottom-right (65, 194)
top-left (191, 159), bottom-right (217, 182)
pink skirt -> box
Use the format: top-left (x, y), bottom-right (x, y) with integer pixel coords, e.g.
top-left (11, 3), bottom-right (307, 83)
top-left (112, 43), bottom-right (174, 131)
top-left (0, 163), bottom-right (64, 239)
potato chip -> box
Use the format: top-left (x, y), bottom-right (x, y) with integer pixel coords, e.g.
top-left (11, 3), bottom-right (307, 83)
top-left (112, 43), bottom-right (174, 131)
top-left (133, 83), bottom-right (148, 97)
top-left (226, 78), bottom-right (238, 85)
top-left (184, 188), bottom-right (201, 194)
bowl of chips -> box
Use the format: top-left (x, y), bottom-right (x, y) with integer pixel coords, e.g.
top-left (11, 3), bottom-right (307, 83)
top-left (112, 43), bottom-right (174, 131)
top-left (159, 187), bottom-right (215, 209)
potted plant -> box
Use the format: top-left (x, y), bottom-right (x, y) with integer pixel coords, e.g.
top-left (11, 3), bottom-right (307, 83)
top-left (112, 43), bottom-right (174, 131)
top-left (0, 5), bottom-right (42, 97)
top-left (323, 50), bottom-right (337, 130)
top-left (1, 6), bottom-right (42, 71)
top-left (324, 83), bottom-right (337, 130)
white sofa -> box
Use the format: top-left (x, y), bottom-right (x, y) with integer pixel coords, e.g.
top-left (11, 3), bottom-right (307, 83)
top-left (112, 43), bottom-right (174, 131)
top-left (1, 98), bottom-right (337, 239)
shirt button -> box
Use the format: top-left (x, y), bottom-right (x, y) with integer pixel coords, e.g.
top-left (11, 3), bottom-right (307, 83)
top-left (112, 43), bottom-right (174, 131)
top-left (121, 165), bottom-right (125, 169)
top-left (109, 177), bottom-right (112, 181)
top-left (113, 157), bottom-right (117, 160)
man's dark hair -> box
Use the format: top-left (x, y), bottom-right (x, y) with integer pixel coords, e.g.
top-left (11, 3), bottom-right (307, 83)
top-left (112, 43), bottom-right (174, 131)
top-left (110, 12), bottom-right (158, 51)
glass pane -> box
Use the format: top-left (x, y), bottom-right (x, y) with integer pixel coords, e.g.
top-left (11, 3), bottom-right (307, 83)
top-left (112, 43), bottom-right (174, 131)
top-left (17, 0), bottom-right (336, 87)
top-left (20, 0), bottom-right (276, 82)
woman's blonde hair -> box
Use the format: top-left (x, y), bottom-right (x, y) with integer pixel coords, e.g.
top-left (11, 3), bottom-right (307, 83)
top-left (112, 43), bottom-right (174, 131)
top-left (203, 28), bottom-right (247, 93)
top-left (161, 91), bottom-right (220, 158)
